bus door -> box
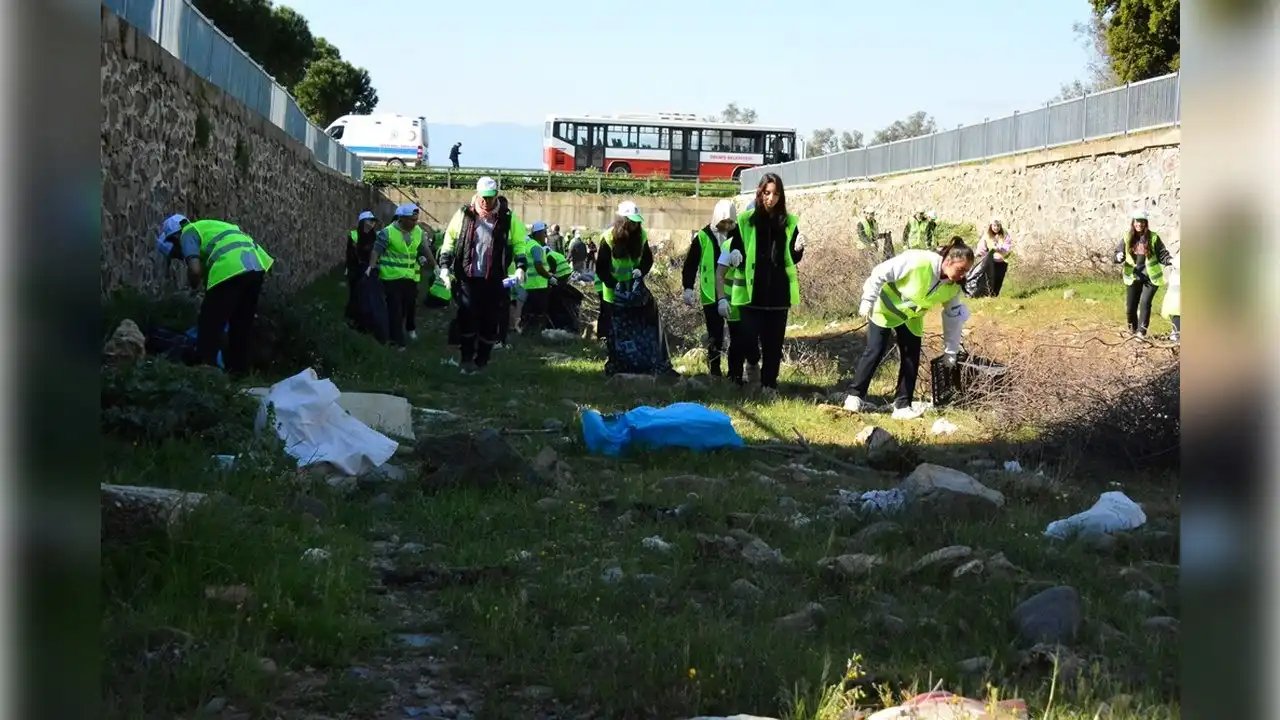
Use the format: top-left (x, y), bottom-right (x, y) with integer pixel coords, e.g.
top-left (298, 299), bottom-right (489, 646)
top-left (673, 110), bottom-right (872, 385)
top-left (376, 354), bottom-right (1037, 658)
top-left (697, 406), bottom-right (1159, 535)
top-left (574, 123), bottom-right (606, 171)
top-left (670, 128), bottom-right (700, 177)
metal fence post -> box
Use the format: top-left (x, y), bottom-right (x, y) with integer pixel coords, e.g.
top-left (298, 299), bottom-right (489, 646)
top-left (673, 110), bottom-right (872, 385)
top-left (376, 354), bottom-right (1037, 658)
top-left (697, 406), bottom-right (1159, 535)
top-left (1174, 72), bottom-right (1181, 125)
top-left (929, 132), bottom-right (936, 169)
top-left (1123, 82), bottom-right (1131, 134)
top-left (695, 177), bottom-right (701, 197)
top-left (981, 118), bottom-right (988, 163)
top-left (646, 177), bottom-right (652, 194)
top-left (547, 172), bottom-right (552, 192)
top-left (1081, 92), bottom-right (1088, 142)
top-left (1044, 102), bottom-right (1050, 149)
top-left (1011, 110), bottom-right (1019, 153)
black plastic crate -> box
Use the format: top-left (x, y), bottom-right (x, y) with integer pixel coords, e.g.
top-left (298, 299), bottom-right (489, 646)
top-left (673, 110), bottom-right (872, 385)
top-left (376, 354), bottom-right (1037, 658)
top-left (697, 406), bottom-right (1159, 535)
top-left (930, 352), bottom-right (1010, 407)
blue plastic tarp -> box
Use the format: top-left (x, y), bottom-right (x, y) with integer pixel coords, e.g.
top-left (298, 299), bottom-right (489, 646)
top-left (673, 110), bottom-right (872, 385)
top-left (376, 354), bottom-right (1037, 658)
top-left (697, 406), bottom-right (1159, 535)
top-left (184, 324), bottom-right (227, 369)
top-left (581, 402), bottom-right (744, 457)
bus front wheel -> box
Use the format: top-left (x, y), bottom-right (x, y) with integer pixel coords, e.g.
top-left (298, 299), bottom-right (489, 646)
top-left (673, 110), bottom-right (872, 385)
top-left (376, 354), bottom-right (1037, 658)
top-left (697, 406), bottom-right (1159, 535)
top-left (387, 158), bottom-right (406, 168)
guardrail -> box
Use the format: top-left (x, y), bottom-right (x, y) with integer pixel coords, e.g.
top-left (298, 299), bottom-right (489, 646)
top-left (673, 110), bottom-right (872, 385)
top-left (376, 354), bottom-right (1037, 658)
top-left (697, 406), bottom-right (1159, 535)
top-left (364, 167), bottom-right (739, 198)
top-left (741, 72), bottom-right (1180, 190)
top-left (103, 0), bottom-right (363, 181)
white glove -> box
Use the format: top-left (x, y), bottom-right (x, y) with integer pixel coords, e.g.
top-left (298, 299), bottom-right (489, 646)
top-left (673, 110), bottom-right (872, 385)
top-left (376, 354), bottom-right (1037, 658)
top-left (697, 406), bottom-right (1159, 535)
top-left (857, 300), bottom-right (872, 318)
top-left (683, 288), bottom-right (697, 306)
top-left (727, 249), bottom-right (743, 268)
top-left (631, 268), bottom-right (642, 279)
top-left (417, 256), bottom-right (428, 266)
top-left (437, 268), bottom-right (451, 283)
top-left (717, 298), bottom-right (730, 319)
top-left (794, 233), bottom-right (807, 251)
top-left (548, 275), bottom-right (558, 286)
top-left (515, 268), bottom-right (527, 285)
top-left (365, 265), bottom-right (374, 277)
top-left (1114, 250), bottom-right (1124, 263)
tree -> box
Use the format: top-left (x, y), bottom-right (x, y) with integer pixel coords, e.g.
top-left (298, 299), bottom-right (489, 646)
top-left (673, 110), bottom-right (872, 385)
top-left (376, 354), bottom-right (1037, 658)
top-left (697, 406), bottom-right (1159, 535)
top-left (804, 128), bottom-right (863, 157)
top-left (705, 103), bottom-right (757, 124)
top-left (870, 111), bottom-right (937, 145)
top-left (294, 55), bottom-right (379, 126)
top-left (264, 5), bottom-right (316, 87)
top-left (1048, 14), bottom-right (1120, 103)
top-left (840, 130), bottom-right (864, 151)
top-left (193, 0), bottom-right (314, 87)
top-left (1091, 0), bottom-right (1180, 82)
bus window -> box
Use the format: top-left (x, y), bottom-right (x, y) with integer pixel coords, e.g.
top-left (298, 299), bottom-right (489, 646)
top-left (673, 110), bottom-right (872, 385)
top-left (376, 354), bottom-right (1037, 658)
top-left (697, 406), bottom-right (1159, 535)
top-left (732, 131), bottom-right (761, 153)
top-left (658, 128), bottom-right (671, 149)
top-left (638, 126), bottom-right (660, 149)
top-left (702, 129), bottom-right (731, 152)
top-left (778, 134), bottom-right (795, 162)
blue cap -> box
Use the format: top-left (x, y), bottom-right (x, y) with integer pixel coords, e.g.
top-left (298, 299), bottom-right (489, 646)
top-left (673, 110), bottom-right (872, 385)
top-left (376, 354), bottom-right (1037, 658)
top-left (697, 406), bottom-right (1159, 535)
top-left (394, 203), bottom-right (419, 217)
top-left (155, 238), bottom-right (174, 257)
top-left (357, 210), bottom-right (376, 223)
top-left (157, 214), bottom-right (188, 242)
top-left (531, 221), bottom-right (547, 233)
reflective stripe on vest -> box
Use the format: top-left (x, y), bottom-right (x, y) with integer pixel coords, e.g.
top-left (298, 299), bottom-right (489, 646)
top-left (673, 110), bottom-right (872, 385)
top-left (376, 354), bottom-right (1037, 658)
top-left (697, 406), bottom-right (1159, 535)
top-left (727, 211), bottom-right (800, 308)
top-left (546, 249), bottom-right (572, 278)
top-left (190, 219), bottom-right (273, 290)
top-left (869, 250), bottom-right (961, 337)
top-left (598, 228), bottom-right (648, 303)
top-left (906, 218), bottom-right (929, 249)
top-left (695, 229), bottom-right (718, 305)
top-left (859, 218), bottom-right (878, 243)
top-left (380, 225), bottom-right (424, 282)
top-left (1122, 232), bottom-right (1166, 287)
top-left (522, 237), bottom-right (549, 290)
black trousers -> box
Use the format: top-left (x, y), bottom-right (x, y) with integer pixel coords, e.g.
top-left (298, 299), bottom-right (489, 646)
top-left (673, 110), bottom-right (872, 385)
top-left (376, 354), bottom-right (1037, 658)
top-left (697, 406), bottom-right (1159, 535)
top-left (727, 318), bottom-right (761, 382)
top-left (1125, 278), bottom-right (1158, 333)
top-left (383, 278), bottom-right (418, 346)
top-left (345, 269), bottom-right (361, 326)
top-left (523, 288), bottom-right (550, 333)
top-left (456, 276), bottom-right (505, 367)
top-left (850, 321), bottom-right (923, 409)
top-left (497, 294), bottom-right (514, 344)
top-left (196, 270), bottom-right (265, 378)
top-left (701, 304), bottom-right (727, 376)
top-left (991, 261), bottom-right (1008, 297)
top-left (738, 306), bottom-right (789, 388)
top-left (596, 295), bottom-right (613, 339)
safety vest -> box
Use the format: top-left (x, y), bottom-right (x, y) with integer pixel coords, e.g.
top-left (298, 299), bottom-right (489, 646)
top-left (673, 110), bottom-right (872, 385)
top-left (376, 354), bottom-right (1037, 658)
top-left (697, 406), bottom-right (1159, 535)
top-left (519, 237), bottom-right (549, 291)
top-left (726, 210), bottom-right (800, 308)
top-left (379, 224), bottom-right (424, 282)
top-left (597, 227), bottom-right (649, 303)
top-left (546, 248), bottom-right (572, 279)
top-left (349, 230), bottom-right (358, 244)
top-left (870, 249), bottom-right (962, 337)
top-left (859, 218), bottom-right (879, 245)
top-left (1122, 232), bottom-right (1166, 287)
top-left (906, 217), bottom-right (930, 249)
top-left (694, 228), bottom-right (720, 305)
top-left (184, 219), bottom-right (274, 290)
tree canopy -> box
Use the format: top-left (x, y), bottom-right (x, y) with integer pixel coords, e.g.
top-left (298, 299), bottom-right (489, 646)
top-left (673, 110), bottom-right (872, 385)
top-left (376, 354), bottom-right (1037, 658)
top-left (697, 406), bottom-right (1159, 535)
top-left (1091, 0), bottom-right (1180, 82)
top-left (705, 103), bottom-right (758, 124)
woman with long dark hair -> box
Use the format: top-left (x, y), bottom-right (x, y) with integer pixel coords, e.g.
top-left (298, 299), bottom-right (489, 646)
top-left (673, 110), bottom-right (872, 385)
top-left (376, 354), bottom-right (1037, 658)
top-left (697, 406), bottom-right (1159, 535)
top-left (596, 201), bottom-right (672, 375)
top-left (1113, 209), bottom-right (1172, 338)
top-left (846, 237), bottom-right (975, 420)
top-left (713, 172), bottom-right (806, 392)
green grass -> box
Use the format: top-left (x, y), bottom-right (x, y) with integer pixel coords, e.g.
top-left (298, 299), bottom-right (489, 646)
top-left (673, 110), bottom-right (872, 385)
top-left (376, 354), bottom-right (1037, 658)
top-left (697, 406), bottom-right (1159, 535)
top-left (363, 166), bottom-right (740, 197)
top-left (102, 270), bottom-right (1179, 719)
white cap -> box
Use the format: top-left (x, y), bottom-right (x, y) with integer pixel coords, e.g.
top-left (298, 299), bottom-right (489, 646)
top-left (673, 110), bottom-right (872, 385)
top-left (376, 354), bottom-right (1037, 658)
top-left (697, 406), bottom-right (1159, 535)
top-left (927, 210), bottom-right (937, 221)
top-left (476, 176), bottom-right (498, 197)
top-left (616, 200), bottom-right (643, 223)
top-left (1132, 209), bottom-right (1148, 220)
top-left (357, 210), bottom-right (376, 223)
top-left (711, 199), bottom-right (737, 225)
top-left (864, 206), bottom-right (876, 215)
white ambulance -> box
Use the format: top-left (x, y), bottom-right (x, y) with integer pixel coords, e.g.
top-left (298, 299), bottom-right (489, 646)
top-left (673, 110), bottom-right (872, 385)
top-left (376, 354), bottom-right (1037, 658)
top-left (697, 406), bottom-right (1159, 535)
top-left (324, 114), bottom-right (429, 167)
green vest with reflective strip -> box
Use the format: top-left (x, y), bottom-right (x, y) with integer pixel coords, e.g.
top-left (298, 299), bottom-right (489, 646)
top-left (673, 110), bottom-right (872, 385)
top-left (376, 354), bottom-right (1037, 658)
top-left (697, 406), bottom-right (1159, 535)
top-left (859, 218), bottom-right (878, 244)
top-left (349, 230), bottom-right (358, 244)
top-left (520, 237), bottom-right (549, 291)
top-left (379, 225), bottom-right (424, 282)
top-left (906, 217), bottom-right (930, 249)
top-left (727, 211), bottom-right (800, 308)
top-left (1122, 232), bottom-right (1166, 287)
top-left (185, 219), bottom-right (274, 290)
top-left (870, 249), bottom-right (962, 337)
top-left (596, 228), bottom-right (649, 303)
top-left (546, 248), bottom-right (572, 278)
top-left (694, 229), bottom-right (719, 305)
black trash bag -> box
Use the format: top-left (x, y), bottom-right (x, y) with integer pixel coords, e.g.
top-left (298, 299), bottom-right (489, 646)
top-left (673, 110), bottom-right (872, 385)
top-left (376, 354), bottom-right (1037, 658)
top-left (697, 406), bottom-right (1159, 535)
top-left (143, 326), bottom-right (199, 364)
top-left (547, 283), bottom-right (584, 333)
top-left (963, 252), bottom-right (996, 298)
top-left (358, 272), bottom-right (390, 343)
top-left (604, 280), bottom-right (675, 377)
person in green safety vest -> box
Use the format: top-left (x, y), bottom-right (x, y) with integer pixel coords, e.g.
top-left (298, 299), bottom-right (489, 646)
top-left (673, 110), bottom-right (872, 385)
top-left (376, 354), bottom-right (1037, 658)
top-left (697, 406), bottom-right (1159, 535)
top-left (682, 198), bottom-right (738, 378)
top-left (713, 172), bottom-right (806, 392)
top-left (369, 203), bottom-right (431, 349)
top-left (345, 210), bottom-right (379, 328)
top-left (155, 213), bottom-right (274, 378)
top-left (595, 200), bottom-right (654, 342)
top-left (437, 176), bottom-right (528, 374)
top-left (846, 237), bottom-right (975, 420)
top-left (1161, 250), bottom-right (1180, 344)
top-left (856, 206), bottom-right (880, 250)
top-left (902, 208), bottom-right (936, 250)
top-left (519, 221), bottom-right (556, 333)
top-left (1112, 209), bottom-right (1172, 338)
top-left (543, 234), bottom-right (579, 331)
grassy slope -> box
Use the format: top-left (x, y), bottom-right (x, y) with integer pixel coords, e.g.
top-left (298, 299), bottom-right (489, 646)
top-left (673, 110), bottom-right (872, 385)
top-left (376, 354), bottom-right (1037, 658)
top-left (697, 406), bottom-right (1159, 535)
top-left (102, 271), bottom-right (1178, 720)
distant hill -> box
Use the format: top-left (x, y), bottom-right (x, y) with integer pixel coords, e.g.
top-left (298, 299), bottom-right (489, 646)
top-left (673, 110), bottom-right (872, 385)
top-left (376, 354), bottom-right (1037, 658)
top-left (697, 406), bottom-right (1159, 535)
top-left (425, 122), bottom-right (544, 170)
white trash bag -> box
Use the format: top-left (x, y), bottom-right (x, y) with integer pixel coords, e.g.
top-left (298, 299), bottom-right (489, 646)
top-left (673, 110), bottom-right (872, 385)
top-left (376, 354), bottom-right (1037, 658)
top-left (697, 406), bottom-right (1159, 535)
top-left (1044, 490), bottom-right (1147, 540)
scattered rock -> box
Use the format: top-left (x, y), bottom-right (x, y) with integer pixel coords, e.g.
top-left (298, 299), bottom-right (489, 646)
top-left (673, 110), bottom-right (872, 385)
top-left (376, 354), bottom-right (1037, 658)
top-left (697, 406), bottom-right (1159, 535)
top-left (631, 573), bottom-right (667, 592)
top-left (1121, 589), bottom-right (1159, 608)
top-left (1085, 297), bottom-right (1099, 305)
top-left (530, 445), bottom-right (573, 486)
top-left (1143, 615), bottom-right (1179, 634)
top-left (416, 429), bottom-right (528, 489)
top-left (325, 475), bottom-right (359, 495)
top-left (600, 566), bottom-right (624, 584)
top-left (204, 584), bottom-right (252, 605)
top-left (1076, 529), bottom-right (1118, 553)
top-left (301, 548), bottom-right (330, 563)
top-left (907, 545), bottom-right (973, 574)
top-left (818, 553), bottom-right (886, 579)
top-left (956, 656), bottom-right (992, 674)
top-left (534, 497), bottom-right (564, 512)
top-left (517, 685), bottom-right (555, 701)
top-left (542, 418), bottom-right (566, 432)
top-left (202, 697), bottom-right (228, 715)
top-left (1013, 586), bottom-right (1082, 645)
top-left (363, 463), bottom-right (408, 484)
top-left (258, 657), bottom-right (278, 674)
top-left (641, 535), bottom-right (675, 553)
top-left (370, 492), bottom-right (394, 508)
top-left (730, 578), bottom-right (764, 601)
top-left (951, 558), bottom-right (986, 579)
top-left (661, 474), bottom-right (724, 491)
top-left (854, 425), bottom-right (899, 465)
top-left (101, 483), bottom-right (208, 542)
top-left (985, 552), bottom-right (1025, 576)
top-left (774, 602), bottom-right (825, 633)
top-left (1019, 642), bottom-right (1086, 679)
top-left (847, 520), bottom-right (903, 548)
top-left (397, 542), bottom-right (427, 555)
top-left (607, 373), bottom-right (656, 387)
top-left (1063, 289), bottom-right (1078, 299)
top-left (899, 464), bottom-right (1005, 517)
top-left (289, 495), bottom-right (329, 521)
top-left (103, 319), bottom-right (147, 364)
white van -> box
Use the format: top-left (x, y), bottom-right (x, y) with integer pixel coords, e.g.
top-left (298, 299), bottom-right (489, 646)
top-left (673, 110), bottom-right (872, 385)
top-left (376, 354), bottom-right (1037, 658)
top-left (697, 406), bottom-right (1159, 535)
top-left (324, 114), bottom-right (429, 167)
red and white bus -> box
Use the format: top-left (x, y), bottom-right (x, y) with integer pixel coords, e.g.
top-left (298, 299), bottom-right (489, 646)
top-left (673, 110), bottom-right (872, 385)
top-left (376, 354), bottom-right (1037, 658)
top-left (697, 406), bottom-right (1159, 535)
top-left (543, 113), bottom-right (798, 180)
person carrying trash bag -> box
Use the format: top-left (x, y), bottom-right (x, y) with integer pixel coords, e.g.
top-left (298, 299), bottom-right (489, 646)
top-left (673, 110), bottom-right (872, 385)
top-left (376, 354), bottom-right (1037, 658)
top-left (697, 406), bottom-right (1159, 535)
top-left (682, 198), bottom-right (737, 378)
top-left (369, 204), bottom-right (431, 349)
top-left (437, 176), bottom-right (528, 374)
top-left (544, 233), bottom-right (582, 331)
top-left (713, 172), bottom-right (806, 392)
top-left (345, 210), bottom-right (379, 327)
top-left (597, 201), bottom-right (674, 376)
top-left (155, 213), bottom-right (274, 378)
top-left (845, 237), bottom-right (975, 420)
top-left (595, 201), bottom-right (653, 341)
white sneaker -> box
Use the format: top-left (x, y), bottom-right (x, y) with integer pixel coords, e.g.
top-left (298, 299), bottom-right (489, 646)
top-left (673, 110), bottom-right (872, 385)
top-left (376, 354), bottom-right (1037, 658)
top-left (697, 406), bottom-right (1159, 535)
top-left (843, 395), bottom-right (875, 412)
top-left (891, 403), bottom-right (929, 421)
top-left (408, 330), bottom-right (418, 341)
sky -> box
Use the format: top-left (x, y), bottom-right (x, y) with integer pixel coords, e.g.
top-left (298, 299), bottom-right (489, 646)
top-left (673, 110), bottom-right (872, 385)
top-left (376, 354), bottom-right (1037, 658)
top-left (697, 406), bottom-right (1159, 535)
top-left (284, 0), bottom-right (1094, 137)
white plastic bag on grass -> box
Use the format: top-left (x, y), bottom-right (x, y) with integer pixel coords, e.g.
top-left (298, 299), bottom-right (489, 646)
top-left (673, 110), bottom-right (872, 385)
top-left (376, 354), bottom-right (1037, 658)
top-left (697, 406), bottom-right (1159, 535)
top-left (1044, 490), bottom-right (1147, 540)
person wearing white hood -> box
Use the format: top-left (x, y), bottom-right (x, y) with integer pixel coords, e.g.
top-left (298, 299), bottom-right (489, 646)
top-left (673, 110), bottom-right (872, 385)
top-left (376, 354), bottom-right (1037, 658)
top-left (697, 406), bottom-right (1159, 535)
top-left (682, 199), bottom-right (738, 377)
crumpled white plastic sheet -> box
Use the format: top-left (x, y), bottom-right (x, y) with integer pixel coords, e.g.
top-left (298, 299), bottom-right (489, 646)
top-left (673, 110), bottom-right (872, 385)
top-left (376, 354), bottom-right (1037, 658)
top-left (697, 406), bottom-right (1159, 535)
top-left (1044, 490), bottom-right (1147, 540)
top-left (254, 368), bottom-right (398, 476)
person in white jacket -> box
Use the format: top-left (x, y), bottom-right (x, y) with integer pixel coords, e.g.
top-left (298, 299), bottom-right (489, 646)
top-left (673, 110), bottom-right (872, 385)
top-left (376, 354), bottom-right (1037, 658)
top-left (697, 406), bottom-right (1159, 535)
top-left (846, 237), bottom-right (975, 419)
top-left (681, 199), bottom-right (738, 377)
top-left (1161, 250), bottom-right (1180, 343)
